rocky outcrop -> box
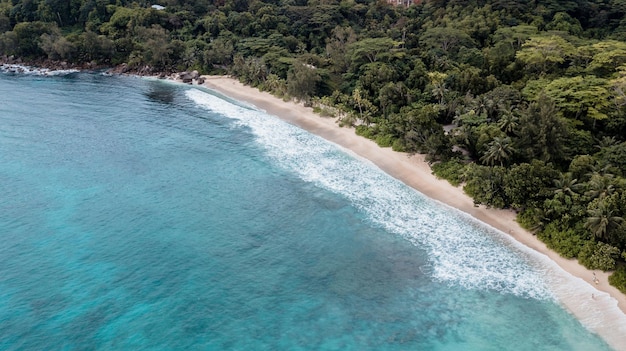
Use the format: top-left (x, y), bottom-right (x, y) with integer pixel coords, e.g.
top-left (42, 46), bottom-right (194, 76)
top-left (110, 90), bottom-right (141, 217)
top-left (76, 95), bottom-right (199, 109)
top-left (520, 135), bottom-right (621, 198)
top-left (174, 71), bottom-right (205, 85)
top-left (0, 56), bottom-right (105, 72)
top-left (178, 71), bottom-right (194, 83)
top-left (0, 57), bottom-right (208, 86)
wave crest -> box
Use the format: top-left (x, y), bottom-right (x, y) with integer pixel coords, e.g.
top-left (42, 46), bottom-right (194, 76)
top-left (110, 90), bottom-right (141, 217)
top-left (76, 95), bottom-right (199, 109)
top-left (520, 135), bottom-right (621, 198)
top-left (1, 64), bottom-right (79, 76)
top-left (186, 88), bottom-right (551, 300)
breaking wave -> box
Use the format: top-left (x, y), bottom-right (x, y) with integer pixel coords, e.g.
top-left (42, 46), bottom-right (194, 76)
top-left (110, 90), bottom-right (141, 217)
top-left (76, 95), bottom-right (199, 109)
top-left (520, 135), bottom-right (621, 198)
top-left (186, 88), bottom-right (555, 300)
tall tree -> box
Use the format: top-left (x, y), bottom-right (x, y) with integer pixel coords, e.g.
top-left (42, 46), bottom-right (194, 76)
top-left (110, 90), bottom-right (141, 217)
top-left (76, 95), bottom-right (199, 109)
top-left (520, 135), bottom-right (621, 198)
top-left (325, 26), bottom-right (356, 74)
top-left (516, 94), bottom-right (568, 164)
top-left (585, 202), bottom-right (624, 241)
top-left (481, 136), bottom-right (514, 166)
top-left (287, 61), bottom-right (320, 104)
top-left (516, 35), bottom-right (577, 74)
top-left (553, 172), bottom-right (582, 196)
top-left (542, 75), bottom-right (612, 126)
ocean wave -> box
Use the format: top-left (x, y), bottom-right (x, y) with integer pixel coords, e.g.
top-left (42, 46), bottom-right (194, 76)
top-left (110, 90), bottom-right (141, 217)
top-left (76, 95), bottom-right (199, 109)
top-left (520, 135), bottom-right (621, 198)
top-left (185, 88), bottom-right (552, 300)
top-left (0, 64), bottom-right (79, 76)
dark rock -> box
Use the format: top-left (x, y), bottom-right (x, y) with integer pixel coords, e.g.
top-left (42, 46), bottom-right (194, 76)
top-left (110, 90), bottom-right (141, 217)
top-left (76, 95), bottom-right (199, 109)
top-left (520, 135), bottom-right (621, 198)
top-left (178, 71), bottom-right (193, 83)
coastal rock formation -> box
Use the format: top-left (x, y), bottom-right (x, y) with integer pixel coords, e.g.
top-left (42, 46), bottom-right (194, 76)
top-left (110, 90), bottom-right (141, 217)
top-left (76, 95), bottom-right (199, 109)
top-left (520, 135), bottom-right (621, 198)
top-left (175, 71), bottom-right (202, 84)
top-left (177, 71), bottom-right (193, 83)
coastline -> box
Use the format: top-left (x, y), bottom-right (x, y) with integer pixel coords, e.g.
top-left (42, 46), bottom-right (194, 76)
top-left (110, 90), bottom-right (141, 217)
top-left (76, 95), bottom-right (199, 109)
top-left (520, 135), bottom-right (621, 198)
top-left (197, 75), bottom-right (626, 350)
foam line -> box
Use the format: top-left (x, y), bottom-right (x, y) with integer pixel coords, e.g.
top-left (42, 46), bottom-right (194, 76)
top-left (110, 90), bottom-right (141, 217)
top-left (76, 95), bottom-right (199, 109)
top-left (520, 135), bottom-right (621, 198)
top-left (186, 88), bottom-right (554, 300)
top-left (0, 64), bottom-right (79, 76)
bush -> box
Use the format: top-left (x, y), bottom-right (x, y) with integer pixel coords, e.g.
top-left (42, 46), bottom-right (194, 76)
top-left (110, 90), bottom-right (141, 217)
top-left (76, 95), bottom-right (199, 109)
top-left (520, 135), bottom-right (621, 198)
top-left (391, 138), bottom-right (406, 152)
top-left (431, 158), bottom-right (466, 186)
top-left (517, 208), bottom-right (540, 231)
top-left (537, 223), bottom-right (584, 259)
top-left (578, 241), bottom-right (621, 271)
top-left (462, 164), bottom-right (509, 208)
top-left (355, 125), bottom-right (374, 139)
top-left (375, 134), bottom-right (394, 148)
top-left (609, 265), bottom-right (626, 294)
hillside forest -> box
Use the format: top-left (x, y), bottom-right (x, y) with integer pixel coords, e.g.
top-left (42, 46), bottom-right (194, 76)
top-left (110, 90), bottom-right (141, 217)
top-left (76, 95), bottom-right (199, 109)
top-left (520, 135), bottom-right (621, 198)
top-left (2, 0), bottom-right (626, 292)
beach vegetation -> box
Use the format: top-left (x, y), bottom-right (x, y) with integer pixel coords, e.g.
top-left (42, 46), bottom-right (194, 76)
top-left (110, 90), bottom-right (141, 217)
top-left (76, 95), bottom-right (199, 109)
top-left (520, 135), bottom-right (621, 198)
top-left (3, 0), bottom-right (626, 292)
top-left (578, 241), bottom-right (621, 271)
top-left (431, 158), bottom-right (466, 186)
top-left (609, 265), bottom-right (626, 294)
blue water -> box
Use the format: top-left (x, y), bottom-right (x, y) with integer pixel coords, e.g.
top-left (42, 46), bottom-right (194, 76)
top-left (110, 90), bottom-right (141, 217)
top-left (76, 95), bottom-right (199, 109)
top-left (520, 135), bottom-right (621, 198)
top-left (0, 71), bottom-right (614, 350)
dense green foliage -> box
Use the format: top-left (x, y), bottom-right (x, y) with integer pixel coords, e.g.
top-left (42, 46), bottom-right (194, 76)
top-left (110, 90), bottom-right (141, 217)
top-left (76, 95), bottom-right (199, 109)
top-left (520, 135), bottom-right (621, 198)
top-left (609, 265), bottom-right (626, 294)
top-left (2, 0), bottom-right (626, 284)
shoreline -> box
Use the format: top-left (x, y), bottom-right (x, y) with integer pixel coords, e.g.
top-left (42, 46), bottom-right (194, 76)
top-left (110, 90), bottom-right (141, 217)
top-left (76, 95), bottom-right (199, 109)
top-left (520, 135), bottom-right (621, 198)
top-left (197, 75), bottom-right (626, 350)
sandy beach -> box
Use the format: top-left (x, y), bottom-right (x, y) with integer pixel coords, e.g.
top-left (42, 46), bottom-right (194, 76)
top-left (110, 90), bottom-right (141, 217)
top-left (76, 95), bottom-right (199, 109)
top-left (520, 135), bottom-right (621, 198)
top-left (197, 75), bottom-right (626, 350)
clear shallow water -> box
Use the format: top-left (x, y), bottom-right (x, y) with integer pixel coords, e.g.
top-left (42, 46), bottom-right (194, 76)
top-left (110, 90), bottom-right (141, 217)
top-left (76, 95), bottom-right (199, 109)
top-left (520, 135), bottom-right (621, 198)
top-left (0, 72), bottom-right (614, 350)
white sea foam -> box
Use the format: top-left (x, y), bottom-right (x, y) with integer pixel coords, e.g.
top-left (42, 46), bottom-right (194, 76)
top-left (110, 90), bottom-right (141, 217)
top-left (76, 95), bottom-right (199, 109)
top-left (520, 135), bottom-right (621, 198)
top-left (186, 87), bottom-right (626, 349)
top-left (186, 88), bottom-right (553, 299)
top-left (0, 64), bottom-right (79, 76)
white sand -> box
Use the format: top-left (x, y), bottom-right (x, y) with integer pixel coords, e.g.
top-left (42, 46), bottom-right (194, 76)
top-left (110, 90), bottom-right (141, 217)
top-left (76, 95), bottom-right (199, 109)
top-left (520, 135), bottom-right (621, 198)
top-left (197, 75), bottom-right (626, 350)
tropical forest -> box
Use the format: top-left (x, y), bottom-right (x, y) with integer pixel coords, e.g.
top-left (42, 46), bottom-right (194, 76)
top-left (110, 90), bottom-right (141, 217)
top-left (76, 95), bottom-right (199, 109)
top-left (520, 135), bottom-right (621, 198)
top-left (2, 0), bottom-right (626, 292)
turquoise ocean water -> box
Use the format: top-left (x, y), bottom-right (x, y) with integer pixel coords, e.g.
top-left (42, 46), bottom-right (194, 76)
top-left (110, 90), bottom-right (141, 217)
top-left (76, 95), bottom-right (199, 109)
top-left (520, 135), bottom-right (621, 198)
top-left (0, 71), bottom-right (616, 350)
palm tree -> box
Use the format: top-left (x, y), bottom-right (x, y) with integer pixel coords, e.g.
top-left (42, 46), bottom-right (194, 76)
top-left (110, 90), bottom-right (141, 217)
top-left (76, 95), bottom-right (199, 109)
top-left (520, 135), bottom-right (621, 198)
top-left (553, 172), bottom-right (582, 196)
top-left (585, 173), bottom-right (615, 200)
top-left (480, 136), bottom-right (515, 166)
top-left (497, 105), bottom-right (519, 135)
top-left (585, 203), bottom-right (624, 241)
top-left (527, 207), bottom-right (550, 233)
top-left (596, 136), bottom-right (618, 149)
top-left (264, 74), bottom-right (286, 96)
top-left (472, 94), bottom-right (495, 120)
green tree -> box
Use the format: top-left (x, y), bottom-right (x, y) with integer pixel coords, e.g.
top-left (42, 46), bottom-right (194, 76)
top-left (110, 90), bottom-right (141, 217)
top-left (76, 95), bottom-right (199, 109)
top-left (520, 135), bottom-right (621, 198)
top-left (419, 27), bottom-right (475, 57)
top-left (516, 35), bottom-right (577, 74)
top-left (358, 62), bottom-right (397, 105)
top-left (585, 201), bottom-right (624, 241)
top-left (325, 26), bottom-right (356, 74)
top-left (204, 36), bottom-right (234, 66)
top-left (40, 32), bottom-right (75, 60)
top-left (491, 25), bottom-right (538, 51)
top-left (553, 172), bottom-right (582, 196)
top-left (504, 160), bottom-right (559, 210)
top-left (76, 31), bottom-right (115, 63)
top-left (579, 241), bottom-right (621, 270)
top-left (497, 105), bottom-right (519, 134)
top-left (287, 61), bottom-right (321, 104)
top-left (136, 25), bottom-right (172, 70)
top-left (348, 37), bottom-right (401, 66)
top-left (378, 81), bottom-right (408, 117)
top-left (231, 55), bottom-right (268, 87)
top-left (11, 21), bottom-right (57, 57)
top-left (480, 136), bottom-right (514, 166)
top-left (587, 40), bottom-right (626, 76)
top-left (351, 87), bottom-right (377, 125)
top-left (516, 94), bottom-right (568, 164)
top-left (545, 12), bottom-right (582, 35)
top-left (585, 174), bottom-right (617, 200)
top-left (427, 71), bottom-right (448, 105)
top-left (463, 164), bottom-right (509, 208)
top-left (542, 75), bottom-right (612, 125)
